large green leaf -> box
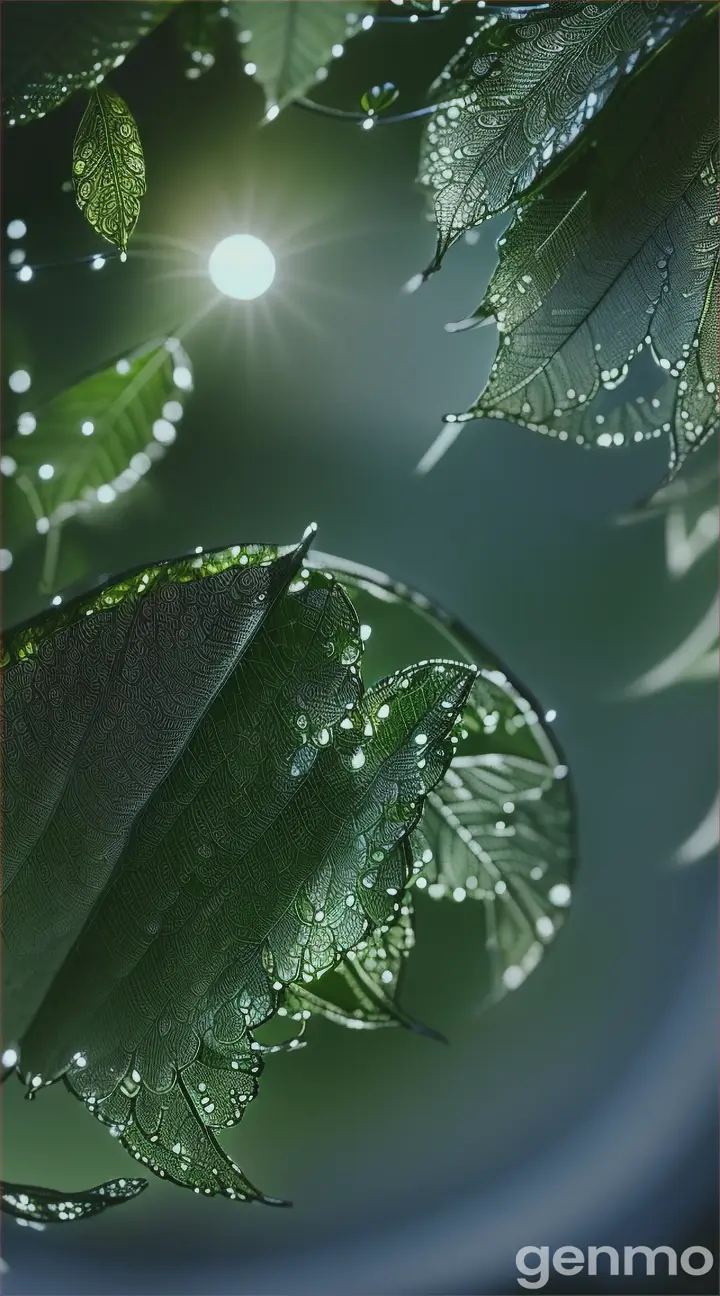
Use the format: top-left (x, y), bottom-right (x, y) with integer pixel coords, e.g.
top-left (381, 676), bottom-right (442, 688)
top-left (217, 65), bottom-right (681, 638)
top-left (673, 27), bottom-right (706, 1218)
top-left (1, 1176), bottom-right (146, 1223)
top-left (311, 553), bottom-right (575, 1009)
top-left (424, 11), bottom-right (719, 476)
top-left (2, 533), bottom-right (475, 1204)
top-left (2, 337), bottom-right (192, 592)
top-left (418, 1), bottom-right (695, 273)
top-left (72, 87), bottom-right (146, 252)
top-left (3, 1), bottom-right (177, 125)
top-left (227, 1), bottom-right (373, 114)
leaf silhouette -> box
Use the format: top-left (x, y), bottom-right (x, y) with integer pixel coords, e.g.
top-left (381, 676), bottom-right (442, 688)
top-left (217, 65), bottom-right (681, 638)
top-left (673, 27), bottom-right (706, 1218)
top-left (3, 1), bottom-right (177, 125)
top-left (418, 1), bottom-right (697, 274)
top-left (3, 338), bottom-right (192, 592)
top-left (73, 87), bottom-right (146, 252)
top-left (427, 10), bottom-right (719, 477)
top-left (228, 1), bottom-right (372, 114)
top-left (312, 553), bottom-right (575, 1008)
top-left (2, 532), bottom-right (475, 1203)
top-left (1, 1177), bottom-right (147, 1223)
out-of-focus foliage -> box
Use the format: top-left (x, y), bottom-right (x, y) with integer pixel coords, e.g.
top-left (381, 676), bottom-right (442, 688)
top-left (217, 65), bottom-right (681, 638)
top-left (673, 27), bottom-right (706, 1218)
top-left (3, 338), bottom-right (192, 594)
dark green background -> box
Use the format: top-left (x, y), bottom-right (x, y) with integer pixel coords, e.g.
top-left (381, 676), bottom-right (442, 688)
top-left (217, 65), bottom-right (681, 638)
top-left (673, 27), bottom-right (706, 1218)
top-left (2, 6), bottom-right (717, 1293)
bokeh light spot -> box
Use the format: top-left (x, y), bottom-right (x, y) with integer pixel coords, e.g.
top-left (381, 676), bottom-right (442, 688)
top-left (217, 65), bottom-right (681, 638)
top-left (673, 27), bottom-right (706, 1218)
top-left (208, 234), bottom-right (276, 301)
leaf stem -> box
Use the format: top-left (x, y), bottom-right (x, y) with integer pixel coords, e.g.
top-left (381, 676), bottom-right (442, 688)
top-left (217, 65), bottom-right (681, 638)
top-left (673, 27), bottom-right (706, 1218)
top-left (293, 96), bottom-right (457, 126)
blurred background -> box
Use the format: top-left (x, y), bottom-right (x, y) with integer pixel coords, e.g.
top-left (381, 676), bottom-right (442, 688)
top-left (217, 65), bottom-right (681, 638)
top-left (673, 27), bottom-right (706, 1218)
top-left (2, 7), bottom-right (718, 1294)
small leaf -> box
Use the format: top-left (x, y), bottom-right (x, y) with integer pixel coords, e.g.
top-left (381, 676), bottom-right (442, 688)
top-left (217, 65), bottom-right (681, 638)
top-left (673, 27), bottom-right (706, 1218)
top-left (3, 1), bottom-right (177, 125)
top-left (418, 0), bottom-right (699, 272)
top-left (2, 534), bottom-right (474, 1203)
top-left (228, 1), bottom-right (373, 114)
top-left (1, 1177), bottom-right (147, 1223)
top-left (4, 338), bottom-right (192, 592)
top-left (360, 83), bottom-right (400, 115)
top-left (73, 86), bottom-right (145, 252)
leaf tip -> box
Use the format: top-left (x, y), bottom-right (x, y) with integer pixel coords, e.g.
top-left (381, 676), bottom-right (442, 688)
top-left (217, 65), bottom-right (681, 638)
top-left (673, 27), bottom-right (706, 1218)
top-left (408, 1019), bottom-right (449, 1046)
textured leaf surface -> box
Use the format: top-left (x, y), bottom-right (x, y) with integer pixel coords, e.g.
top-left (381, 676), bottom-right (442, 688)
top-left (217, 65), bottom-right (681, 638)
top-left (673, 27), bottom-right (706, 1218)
top-left (3, 338), bottom-right (192, 590)
top-left (228, 1), bottom-right (372, 113)
top-left (416, 674), bottom-right (572, 1005)
top-left (284, 884), bottom-right (434, 1035)
top-left (419, 0), bottom-right (697, 272)
top-left (1, 1177), bottom-right (146, 1223)
top-left (3, 1), bottom-right (176, 125)
top-left (73, 87), bottom-right (146, 252)
top-left (432, 12), bottom-right (719, 477)
top-left (2, 536), bottom-right (474, 1203)
top-left (312, 554), bottom-right (575, 1008)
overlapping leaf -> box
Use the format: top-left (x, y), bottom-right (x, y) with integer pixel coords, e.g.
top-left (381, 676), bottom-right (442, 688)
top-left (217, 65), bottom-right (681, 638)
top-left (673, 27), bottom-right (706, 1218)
top-left (1, 1177), bottom-right (147, 1223)
top-left (2, 338), bottom-right (192, 592)
top-left (418, 0), bottom-right (698, 273)
top-left (313, 555), bottom-right (575, 1008)
top-left (415, 672), bottom-right (573, 1005)
top-left (227, 0), bottom-right (373, 114)
top-left (3, 1), bottom-right (177, 125)
top-left (2, 534), bottom-right (474, 1204)
top-left (72, 87), bottom-right (145, 251)
top-left (428, 11), bottom-right (719, 477)
top-left (284, 887), bottom-right (439, 1036)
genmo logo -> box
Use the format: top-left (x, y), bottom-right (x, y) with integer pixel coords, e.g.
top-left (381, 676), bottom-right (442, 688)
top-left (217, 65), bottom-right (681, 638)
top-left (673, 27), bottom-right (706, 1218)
top-left (516, 1244), bottom-right (715, 1289)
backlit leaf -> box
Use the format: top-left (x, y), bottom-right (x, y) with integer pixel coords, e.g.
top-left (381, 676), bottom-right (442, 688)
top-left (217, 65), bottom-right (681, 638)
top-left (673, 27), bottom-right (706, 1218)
top-left (2, 1), bottom-right (177, 125)
top-left (2, 533), bottom-right (474, 1203)
top-left (285, 889), bottom-right (442, 1037)
top-left (3, 338), bottom-right (192, 593)
top-left (312, 553), bottom-right (575, 1009)
top-left (228, 1), bottom-right (373, 114)
top-left (73, 87), bottom-right (146, 252)
top-left (418, 1), bottom-right (697, 274)
top-left (426, 11), bottom-right (719, 477)
top-left (415, 673), bottom-right (573, 1007)
top-left (1, 1177), bottom-right (147, 1223)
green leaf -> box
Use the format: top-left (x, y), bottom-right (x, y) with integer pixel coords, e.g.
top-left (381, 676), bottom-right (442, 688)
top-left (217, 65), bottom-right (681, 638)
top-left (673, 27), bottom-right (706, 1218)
top-left (284, 887), bottom-right (442, 1037)
top-left (228, 1), bottom-right (373, 114)
top-left (3, 1), bottom-right (177, 125)
top-left (414, 674), bottom-right (573, 1007)
top-left (3, 338), bottom-right (192, 593)
top-left (73, 86), bottom-right (146, 252)
top-left (428, 11), bottom-right (719, 477)
top-left (311, 553), bottom-right (575, 1008)
top-left (360, 83), bottom-right (400, 116)
top-left (418, 1), bottom-right (698, 273)
top-left (2, 533), bottom-right (475, 1203)
top-left (1, 1177), bottom-right (147, 1223)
